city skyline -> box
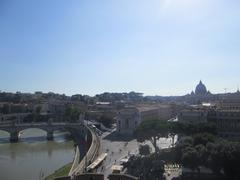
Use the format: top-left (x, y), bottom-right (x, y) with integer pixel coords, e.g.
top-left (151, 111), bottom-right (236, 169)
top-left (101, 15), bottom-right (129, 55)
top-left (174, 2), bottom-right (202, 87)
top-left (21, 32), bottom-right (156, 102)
top-left (1, 0), bottom-right (240, 96)
top-left (0, 80), bottom-right (239, 97)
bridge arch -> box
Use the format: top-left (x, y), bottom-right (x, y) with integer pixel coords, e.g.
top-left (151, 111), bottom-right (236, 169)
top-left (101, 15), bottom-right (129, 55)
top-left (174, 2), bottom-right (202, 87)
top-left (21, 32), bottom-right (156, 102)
top-left (17, 127), bottom-right (75, 141)
top-left (19, 127), bottom-right (47, 135)
top-left (0, 123), bottom-right (85, 142)
top-left (18, 127), bottom-right (48, 134)
top-left (0, 129), bottom-right (11, 135)
top-left (0, 130), bottom-right (11, 143)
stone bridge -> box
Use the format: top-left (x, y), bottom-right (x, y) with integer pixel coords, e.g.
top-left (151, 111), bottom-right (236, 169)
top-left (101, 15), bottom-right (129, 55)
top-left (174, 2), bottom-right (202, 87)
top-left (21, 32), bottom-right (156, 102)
top-left (0, 122), bottom-right (85, 142)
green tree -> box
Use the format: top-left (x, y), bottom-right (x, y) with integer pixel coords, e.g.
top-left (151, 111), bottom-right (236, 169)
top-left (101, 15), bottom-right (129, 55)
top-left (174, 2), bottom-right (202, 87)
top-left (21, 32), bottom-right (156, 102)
top-left (193, 133), bottom-right (216, 146)
top-left (174, 136), bottom-right (194, 164)
top-left (206, 141), bottom-right (240, 179)
top-left (64, 106), bottom-right (81, 122)
top-left (169, 121), bottom-right (217, 136)
top-left (124, 154), bottom-right (165, 180)
top-left (139, 144), bottom-right (151, 156)
top-left (135, 119), bottom-right (169, 153)
top-left (181, 146), bottom-right (199, 171)
top-left (98, 114), bottom-right (114, 128)
top-left (35, 106), bottom-right (42, 114)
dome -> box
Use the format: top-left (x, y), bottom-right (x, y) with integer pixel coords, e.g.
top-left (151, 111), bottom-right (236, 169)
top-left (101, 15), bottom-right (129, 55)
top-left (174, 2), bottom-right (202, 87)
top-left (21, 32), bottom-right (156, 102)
top-left (195, 80), bottom-right (207, 95)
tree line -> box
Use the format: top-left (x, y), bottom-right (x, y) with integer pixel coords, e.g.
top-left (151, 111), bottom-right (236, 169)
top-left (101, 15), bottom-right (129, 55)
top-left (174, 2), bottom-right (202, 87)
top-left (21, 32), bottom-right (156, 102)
top-left (130, 119), bottom-right (240, 180)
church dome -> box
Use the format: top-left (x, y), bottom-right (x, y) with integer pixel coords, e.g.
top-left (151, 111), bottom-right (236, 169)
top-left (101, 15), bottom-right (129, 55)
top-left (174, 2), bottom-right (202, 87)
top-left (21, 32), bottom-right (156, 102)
top-left (195, 80), bottom-right (207, 95)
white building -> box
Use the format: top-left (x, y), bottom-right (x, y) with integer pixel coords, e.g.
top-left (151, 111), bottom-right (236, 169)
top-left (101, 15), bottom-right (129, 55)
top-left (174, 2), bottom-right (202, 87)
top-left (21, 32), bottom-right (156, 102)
top-left (116, 104), bottom-right (175, 135)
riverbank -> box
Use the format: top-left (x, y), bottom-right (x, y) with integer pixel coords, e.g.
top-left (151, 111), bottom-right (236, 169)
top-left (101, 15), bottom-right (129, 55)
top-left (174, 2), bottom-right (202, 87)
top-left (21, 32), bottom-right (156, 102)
top-left (44, 162), bottom-right (72, 180)
top-left (45, 129), bottom-right (84, 179)
top-left (45, 126), bottom-right (97, 179)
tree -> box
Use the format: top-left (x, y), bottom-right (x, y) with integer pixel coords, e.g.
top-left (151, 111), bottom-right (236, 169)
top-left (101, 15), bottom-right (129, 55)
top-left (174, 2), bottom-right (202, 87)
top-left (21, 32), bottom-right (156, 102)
top-left (124, 154), bottom-right (165, 180)
top-left (205, 142), bottom-right (223, 175)
top-left (193, 133), bottom-right (216, 146)
top-left (168, 122), bottom-right (183, 147)
top-left (169, 121), bottom-right (217, 136)
top-left (197, 122), bottom-right (218, 135)
top-left (174, 136), bottom-right (194, 164)
top-left (139, 144), bottom-right (151, 156)
top-left (135, 119), bottom-right (169, 153)
top-left (181, 145), bottom-right (208, 179)
top-left (181, 146), bottom-right (199, 171)
top-left (206, 141), bottom-right (240, 179)
top-left (98, 114), bottom-right (114, 128)
top-left (64, 106), bottom-right (81, 122)
top-left (35, 106), bottom-right (42, 114)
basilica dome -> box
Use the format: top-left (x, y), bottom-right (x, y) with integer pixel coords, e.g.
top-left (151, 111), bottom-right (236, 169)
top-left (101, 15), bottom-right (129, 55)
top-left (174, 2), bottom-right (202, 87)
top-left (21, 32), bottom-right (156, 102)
top-left (195, 80), bottom-right (207, 95)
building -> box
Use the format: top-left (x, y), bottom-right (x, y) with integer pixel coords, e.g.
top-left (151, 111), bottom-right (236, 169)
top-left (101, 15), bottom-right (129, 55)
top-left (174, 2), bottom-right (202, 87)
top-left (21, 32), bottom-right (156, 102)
top-left (178, 108), bottom-right (208, 123)
top-left (218, 96), bottom-right (240, 110)
top-left (179, 99), bottom-right (240, 138)
top-left (116, 104), bottom-right (175, 135)
top-left (116, 107), bottom-right (140, 135)
top-left (208, 109), bottom-right (240, 138)
top-left (177, 104), bottom-right (212, 123)
top-left (211, 96), bottom-right (240, 137)
top-left (195, 80), bottom-right (208, 95)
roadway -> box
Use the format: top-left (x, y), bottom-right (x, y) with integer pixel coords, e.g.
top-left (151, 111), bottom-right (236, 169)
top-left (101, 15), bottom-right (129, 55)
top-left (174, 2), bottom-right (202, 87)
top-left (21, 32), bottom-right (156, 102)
top-left (96, 130), bottom-right (177, 180)
top-left (69, 121), bottom-right (177, 179)
top-left (69, 121), bottom-right (101, 177)
top-left (96, 131), bottom-right (139, 180)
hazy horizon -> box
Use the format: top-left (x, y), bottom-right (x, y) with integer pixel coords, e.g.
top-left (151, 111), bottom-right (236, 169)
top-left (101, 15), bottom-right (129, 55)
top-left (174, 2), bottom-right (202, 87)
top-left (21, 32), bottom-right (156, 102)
top-left (1, 0), bottom-right (240, 96)
top-left (0, 80), bottom-right (237, 97)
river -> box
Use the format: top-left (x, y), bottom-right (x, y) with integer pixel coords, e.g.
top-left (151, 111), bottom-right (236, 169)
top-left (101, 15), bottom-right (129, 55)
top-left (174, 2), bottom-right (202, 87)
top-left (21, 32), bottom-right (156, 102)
top-left (0, 128), bottom-right (75, 180)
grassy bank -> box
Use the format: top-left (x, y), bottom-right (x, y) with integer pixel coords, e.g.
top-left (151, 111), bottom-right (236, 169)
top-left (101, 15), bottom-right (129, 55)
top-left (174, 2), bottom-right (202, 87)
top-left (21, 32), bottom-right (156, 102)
top-left (44, 163), bottom-right (72, 180)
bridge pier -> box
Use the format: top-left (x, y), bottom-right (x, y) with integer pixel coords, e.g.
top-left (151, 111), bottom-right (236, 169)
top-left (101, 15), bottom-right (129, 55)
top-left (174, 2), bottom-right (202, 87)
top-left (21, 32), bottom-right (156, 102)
top-left (10, 131), bottom-right (19, 142)
top-left (47, 131), bottom-right (54, 141)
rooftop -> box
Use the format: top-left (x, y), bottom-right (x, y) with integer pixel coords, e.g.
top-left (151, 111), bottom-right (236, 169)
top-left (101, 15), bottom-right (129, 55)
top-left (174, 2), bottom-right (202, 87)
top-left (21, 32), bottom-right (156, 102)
top-left (136, 104), bottom-right (171, 112)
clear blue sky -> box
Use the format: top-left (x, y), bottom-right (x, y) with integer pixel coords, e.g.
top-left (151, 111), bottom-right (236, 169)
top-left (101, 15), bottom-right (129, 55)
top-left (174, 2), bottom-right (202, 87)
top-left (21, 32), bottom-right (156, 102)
top-left (1, 0), bottom-right (240, 96)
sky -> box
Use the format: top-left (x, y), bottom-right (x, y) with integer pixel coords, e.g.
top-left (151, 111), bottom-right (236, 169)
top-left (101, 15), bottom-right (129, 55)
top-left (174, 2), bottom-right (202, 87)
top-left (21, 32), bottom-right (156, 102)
top-left (0, 0), bottom-right (240, 96)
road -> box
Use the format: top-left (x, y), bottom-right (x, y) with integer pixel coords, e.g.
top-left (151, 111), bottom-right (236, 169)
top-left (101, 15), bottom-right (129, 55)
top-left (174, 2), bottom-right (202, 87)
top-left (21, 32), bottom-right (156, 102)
top-left (70, 123), bottom-right (100, 176)
top-left (96, 131), bottom-right (138, 179)
top-left (95, 130), bottom-right (178, 180)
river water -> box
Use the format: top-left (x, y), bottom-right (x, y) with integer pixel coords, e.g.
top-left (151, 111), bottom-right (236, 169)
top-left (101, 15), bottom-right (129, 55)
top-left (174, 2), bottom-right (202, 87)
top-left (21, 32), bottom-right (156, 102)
top-left (0, 129), bottom-right (75, 180)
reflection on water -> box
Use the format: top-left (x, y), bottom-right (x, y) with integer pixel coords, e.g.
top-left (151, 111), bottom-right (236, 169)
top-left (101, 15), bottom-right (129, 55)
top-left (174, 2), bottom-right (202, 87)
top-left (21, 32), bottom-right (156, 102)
top-left (0, 129), bottom-right (74, 180)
